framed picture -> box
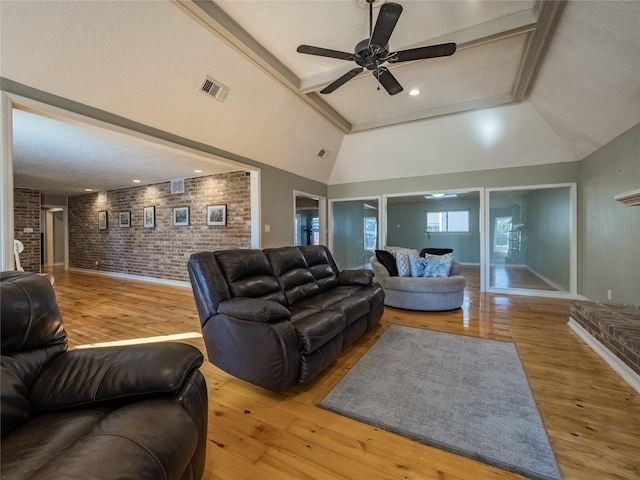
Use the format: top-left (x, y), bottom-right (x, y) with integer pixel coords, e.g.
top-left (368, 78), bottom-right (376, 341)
top-left (207, 204), bottom-right (227, 226)
top-left (173, 206), bottom-right (189, 226)
top-left (118, 211), bottom-right (131, 228)
top-left (98, 210), bottom-right (108, 230)
top-left (143, 206), bottom-right (155, 228)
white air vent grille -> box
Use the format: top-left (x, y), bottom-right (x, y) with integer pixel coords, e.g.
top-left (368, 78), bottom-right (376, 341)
top-left (200, 76), bottom-right (229, 102)
top-left (170, 179), bottom-right (185, 195)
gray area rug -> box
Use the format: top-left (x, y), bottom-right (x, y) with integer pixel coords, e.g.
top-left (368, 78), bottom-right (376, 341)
top-left (319, 325), bottom-right (562, 480)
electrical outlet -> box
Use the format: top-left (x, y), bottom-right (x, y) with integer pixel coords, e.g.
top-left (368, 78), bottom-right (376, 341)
top-left (607, 289), bottom-right (612, 300)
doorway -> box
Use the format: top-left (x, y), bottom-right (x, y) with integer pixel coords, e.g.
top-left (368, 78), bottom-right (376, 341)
top-left (294, 191), bottom-right (326, 246)
top-left (486, 184), bottom-right (576, 295)
top-left (41, 206), bottom-right (66, 268)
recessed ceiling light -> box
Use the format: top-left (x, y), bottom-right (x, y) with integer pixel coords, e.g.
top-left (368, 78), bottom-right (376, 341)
top-left (194, 169), bottom-right (203, 173)
top-left (133, 179), bottom-right (141, 183)
top-left (409, 89), bottom-right (421, 96)
top-left (85, 188), bottom-right (93, 192)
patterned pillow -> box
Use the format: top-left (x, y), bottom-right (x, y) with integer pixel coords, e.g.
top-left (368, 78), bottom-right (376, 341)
top-left (394, 249), bottom-right (417, 277)
top-left (410, 254), bottom-right (453, 278)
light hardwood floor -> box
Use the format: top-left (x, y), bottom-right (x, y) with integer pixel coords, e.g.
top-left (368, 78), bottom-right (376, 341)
top-left (45, 267), bottom-right (640, 480)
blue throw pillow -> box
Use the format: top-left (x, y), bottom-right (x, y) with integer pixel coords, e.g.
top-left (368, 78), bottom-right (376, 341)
top-left (409, 254), bottom-right (428, 277)
top-left (410, 254), bottom-right (453, 277)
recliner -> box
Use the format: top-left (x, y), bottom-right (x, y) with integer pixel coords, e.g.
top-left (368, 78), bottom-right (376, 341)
top-left (1, 271), bottom-right (208, 480)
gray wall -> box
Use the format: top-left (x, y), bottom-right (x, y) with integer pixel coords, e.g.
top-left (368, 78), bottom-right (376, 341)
top-left (579, 123), bottom-right (640, 304)
top-left (524, 187), bottom-right (571, 291)
top-left (332, 200), bottom-right (373, 269)
top-left (261, 166), bottom-right (326, 248)
top-left (386, 195), bottom-right (480, 263)
top-left (328, 162), bottom-right (581, 198)
top-left (7, 81), bottom-right (638, 300)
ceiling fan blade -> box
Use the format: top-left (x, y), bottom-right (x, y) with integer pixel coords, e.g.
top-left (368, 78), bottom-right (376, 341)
top-left (370, 2), bottom-right (403, 48)
top-left (373, 68), bottom-right (403, 96)
top-left (320, 67), bottom-right (364, 94)
top-left (297, 45), bottom-right (356, 61)
top-left (390, 42), bottom-right (457, 63)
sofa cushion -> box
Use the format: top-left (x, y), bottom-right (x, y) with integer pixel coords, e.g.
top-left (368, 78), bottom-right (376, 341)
top-left (375, 250), bottom-right (398, 276)
top-left (215, 249), bottom-right (286, 304)
top-left (289, 308), bottom-right (345, 354)
top-left (294, 292), bottom-right (370, 327)
top-left (299, 245), bottom-right (340, 291)
top-left (265, 247), bottom-right (321, 304)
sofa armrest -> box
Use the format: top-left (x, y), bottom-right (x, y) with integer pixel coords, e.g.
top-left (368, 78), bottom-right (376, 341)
top-left (217, 298), bottom-right (291, 322)
top-left (29, 342), bottom-right (203, 412)
top-left (338, 269), bottom-right (374, 286)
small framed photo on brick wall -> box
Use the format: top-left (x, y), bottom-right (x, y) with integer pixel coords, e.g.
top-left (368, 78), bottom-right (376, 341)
top-left (98, 211), bottom-right (108, 230)
top-left (118, 211), bottom-right (131, 228)
top-left (143, 206), bottom-right (155, 228)
top-left (207, 204), bottom-right (227, 226)
top-left (173, 206), bottom-right (189, 226)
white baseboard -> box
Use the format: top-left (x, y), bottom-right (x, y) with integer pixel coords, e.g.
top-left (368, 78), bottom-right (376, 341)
top-left (68, 268), bottom-right (191, 288)
top-left (568, 318), bottom-right (640, 394)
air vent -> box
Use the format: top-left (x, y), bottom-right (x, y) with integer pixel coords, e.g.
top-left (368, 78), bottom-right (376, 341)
top-left (170, 179), bottom-right (185, 195)
top-left (200, 76), bottom-right (229, 102)
top-left (317, 148), bottom-right (329, 159)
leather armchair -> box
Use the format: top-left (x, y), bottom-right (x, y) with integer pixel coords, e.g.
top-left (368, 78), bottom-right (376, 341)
top-left (1, 271), bottom-right (208, 480)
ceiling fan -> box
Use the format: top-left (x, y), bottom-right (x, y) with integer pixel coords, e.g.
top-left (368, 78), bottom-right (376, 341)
top-left (296, 0), bottom-right (456, 95)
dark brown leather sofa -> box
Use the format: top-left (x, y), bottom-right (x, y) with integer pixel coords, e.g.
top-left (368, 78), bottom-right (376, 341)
top-left (188, 245), bottom-right (384, 392)
top-left (0, 271), bottom-right (208, 480)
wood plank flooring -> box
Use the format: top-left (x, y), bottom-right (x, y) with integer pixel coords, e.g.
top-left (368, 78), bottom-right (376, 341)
top-left (45, 267), bottom-right (640, 480)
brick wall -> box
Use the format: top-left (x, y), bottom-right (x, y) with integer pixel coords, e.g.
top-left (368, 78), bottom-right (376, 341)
top-left (68, 171), bottom-right (251, 282)
top-left (13, 188), bottom-right (41, 273)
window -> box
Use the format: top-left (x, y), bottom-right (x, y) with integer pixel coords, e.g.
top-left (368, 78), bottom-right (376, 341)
top-left (363, 216), bottom-right (377, 251)
top-left (493, 216), bottom-right (512, 253)
top-left (426, 210), bottom-right (470, 233)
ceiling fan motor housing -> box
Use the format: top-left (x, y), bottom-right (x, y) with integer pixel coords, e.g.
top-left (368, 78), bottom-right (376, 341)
top-left (355, 38), bottom-right (390, 70)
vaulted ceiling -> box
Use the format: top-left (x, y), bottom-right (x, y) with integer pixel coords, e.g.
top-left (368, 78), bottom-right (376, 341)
top-left (2, 0), bottom-right (639, 194)
top-left (183, 0), bottom-right (559, 132)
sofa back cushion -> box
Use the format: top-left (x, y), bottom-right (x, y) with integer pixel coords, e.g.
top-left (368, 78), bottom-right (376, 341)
top-left (299, 245), bottom-right (339, 291)
top-left (1, 272), bottom-right (67, 356)
top-left (265, 247), bottom-right (320, 305)
top-left (1, 272), bottom-right (68, 438)
top-left (214, 249), bottom-right (286, 304)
